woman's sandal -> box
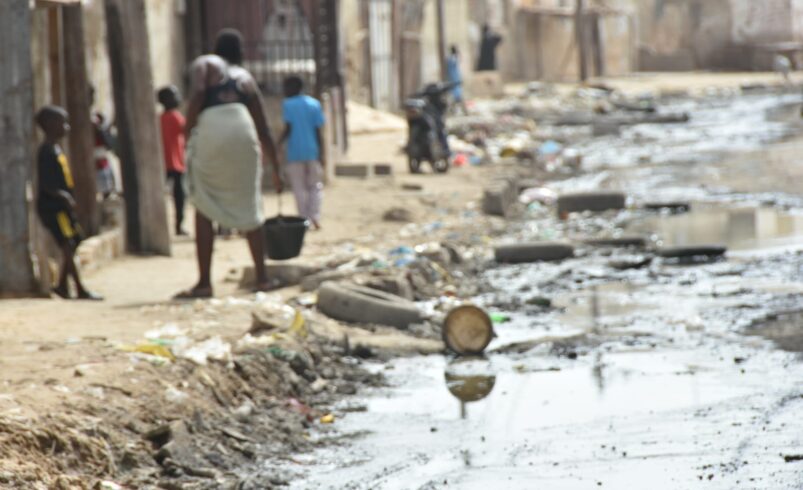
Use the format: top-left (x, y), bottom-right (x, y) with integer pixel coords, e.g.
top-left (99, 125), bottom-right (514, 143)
top-left (77, 290), bottom-right (104, 301)
top-left (173, 287), bottom-right (213, 300)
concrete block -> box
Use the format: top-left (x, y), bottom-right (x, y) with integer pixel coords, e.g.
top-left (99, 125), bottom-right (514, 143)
top-left (335, 164), bottom-right (369, 178)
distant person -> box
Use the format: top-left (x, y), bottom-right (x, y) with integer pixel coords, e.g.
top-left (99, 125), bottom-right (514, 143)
top-left (35, 106), bottom-right (102, 301)
top-left (280, 76), bottom-right (326, 231)
top-left (447, 45), bottom-right (467, 114)
top-left (177, 29), bottom-right (282, 299)
top-left (477, 24), bottom-right (502, 72)
top-left (774, 54), bottom-right (792, 84)
top-left (89, 85), bottom-right (116, 199)
top-left (157, 85), bottom-right (188, 236)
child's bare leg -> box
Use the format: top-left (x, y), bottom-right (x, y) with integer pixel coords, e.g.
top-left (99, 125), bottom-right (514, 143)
top-left (53, 244), bottom-right (72, 298)
top-left (61, 243), bottom-right (102, 300)
top-left (246, 228), bottom-right (268, 290)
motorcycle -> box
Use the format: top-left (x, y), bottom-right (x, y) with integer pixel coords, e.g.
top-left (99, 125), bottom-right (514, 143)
top-left (403, 82), bottom-right (459, 174)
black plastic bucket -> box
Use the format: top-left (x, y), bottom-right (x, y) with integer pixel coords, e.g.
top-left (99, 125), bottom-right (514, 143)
top-left (262, 215), bottom-right (309, 260)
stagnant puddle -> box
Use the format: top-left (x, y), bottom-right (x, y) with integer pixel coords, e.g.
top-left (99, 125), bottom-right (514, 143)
top-left (285, 348), bottom-right (803, 489)
top-left (632, 205), bottom-right (803, 251)
top-left (747, 311), bottom-right (803, 353)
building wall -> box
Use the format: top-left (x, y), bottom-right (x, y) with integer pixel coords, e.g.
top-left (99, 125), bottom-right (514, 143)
top-left (636, 0), bottom-right (803, 71)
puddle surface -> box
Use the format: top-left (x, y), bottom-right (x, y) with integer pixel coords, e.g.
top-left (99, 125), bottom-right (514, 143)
top-left (288, 350), bottom-right (803, 490)
top-left (634, 205), bottom-right (803, 251)
top-left (748, 311), bottom-right (803, 353)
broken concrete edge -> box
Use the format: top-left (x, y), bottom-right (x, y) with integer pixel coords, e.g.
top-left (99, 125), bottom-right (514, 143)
top-left (76, 227), bottom-right (125, 274)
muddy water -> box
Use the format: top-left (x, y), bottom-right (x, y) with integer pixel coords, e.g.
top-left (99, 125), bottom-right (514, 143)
top-left (282, 93), bottom-right (803, 488)
top-left (633, 205), bottom-right (803, 251)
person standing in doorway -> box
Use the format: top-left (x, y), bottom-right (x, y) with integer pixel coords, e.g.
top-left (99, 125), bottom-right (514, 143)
top-left (447, 45), bottom-right (467, 114)
top-left (477, 24), bottom-right (502, 72)
top-left (280, 76), bottom-right (326, 231)
top-left (157, 85), bottom-right (188, 236)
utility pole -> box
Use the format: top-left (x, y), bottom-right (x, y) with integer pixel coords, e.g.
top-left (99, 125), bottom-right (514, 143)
top-left (575, 0), bottom-right (588, 82)
top-left (0, 0), bottom-right (38, 296)
top-left (63, 4), bottom-right (99, 236)
top-left (105, 0), bottom-right (171, 255)
top-left (436, 0), bottom-right (448, 81)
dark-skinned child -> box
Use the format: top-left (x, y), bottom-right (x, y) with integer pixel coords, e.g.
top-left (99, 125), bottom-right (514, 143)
top-left (35, 106), bottom-right (103, 300)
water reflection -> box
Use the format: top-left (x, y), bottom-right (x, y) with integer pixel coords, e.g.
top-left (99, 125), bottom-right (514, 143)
top-left (638, 206), bottom-right (803, 251)
top-left (444, 357), bottom-right (496, 419)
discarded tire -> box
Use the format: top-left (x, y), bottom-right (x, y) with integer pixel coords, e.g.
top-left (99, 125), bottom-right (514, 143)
top-left (443, 305), bottom-right (495, 356)
top-left (557, 191), bottom-right (626, 215)
top-left (317, 282), bottom-right (424, 329)
top-left (495, 242), bottom-right (575, 264)
top-left (657, 245), bottom-right (727, 259)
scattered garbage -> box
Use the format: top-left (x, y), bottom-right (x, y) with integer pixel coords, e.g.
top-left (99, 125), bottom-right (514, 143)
top-left (173, 336), bottom-right (232, 366)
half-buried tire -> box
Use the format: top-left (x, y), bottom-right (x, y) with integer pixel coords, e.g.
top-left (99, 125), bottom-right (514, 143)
top-left (317, 282), bottom-right (424, 329)
top-left (495, 242), bottom-right (575, 264)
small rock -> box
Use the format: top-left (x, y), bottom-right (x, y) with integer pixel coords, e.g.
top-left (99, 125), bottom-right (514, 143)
top-left (383, 207), bottom-right (413, 223)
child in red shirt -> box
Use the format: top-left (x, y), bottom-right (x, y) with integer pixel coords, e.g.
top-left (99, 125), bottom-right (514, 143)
top-left (157, 86), bottom-right (187, 235)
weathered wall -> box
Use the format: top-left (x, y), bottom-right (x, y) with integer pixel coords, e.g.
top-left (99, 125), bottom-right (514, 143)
top-left (730, 0), bottom-right (794, 44)
top-left (636, 0), bottom-right (803, 71)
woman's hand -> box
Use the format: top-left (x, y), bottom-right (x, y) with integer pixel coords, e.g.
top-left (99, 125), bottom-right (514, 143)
top-left (272, 171), bottom-right (283, 194)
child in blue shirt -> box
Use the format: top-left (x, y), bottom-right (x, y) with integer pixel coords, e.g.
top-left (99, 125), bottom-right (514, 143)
top-left (279, 76), bottom-right (326, 230)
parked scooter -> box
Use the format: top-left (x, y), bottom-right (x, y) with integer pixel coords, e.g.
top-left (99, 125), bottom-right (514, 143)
top-left (403, 81), bottom-right (459, 174)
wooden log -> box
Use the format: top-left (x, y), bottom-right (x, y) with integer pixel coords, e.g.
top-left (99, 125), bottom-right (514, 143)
top-left (63, 4), bottom-right (99, 236)
top-left (104, 0), bottom-right (170, 255)
top-left (0, 0), bottom-right (38, 296)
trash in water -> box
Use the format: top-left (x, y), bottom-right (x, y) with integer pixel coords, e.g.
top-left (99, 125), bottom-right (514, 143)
top-left (320, 413), bottom-right (335, 424)
top-left (489, 312), bottom-right (511, 324)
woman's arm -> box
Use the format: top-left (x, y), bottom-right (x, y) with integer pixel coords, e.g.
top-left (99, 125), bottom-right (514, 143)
top-left (244, 77), bottom-right (282, 193)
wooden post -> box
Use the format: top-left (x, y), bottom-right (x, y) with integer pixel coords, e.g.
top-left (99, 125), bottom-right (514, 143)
top-left (63, 4), bottom-right (99, 236)
top-left (104, 0), bottom-right (171, 255)
top-left (435, 0), bottom-right (447, 81)
top-left (575, 0), bottom-right (588, 82)
top-left (48, 7), bottom-right (64, 106)
top-left (0, 0), bottom-right (38, 296)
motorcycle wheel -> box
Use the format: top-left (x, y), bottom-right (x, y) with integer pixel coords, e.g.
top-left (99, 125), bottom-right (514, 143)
top-left (432, 158), bottom-right (450, 174)
top-left (409, 157), bottom-right (423, 174)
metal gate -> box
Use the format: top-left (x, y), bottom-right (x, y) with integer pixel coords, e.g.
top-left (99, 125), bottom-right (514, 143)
top-left (365, 0), bottom-right (395, 110)
top-left (200, 0), bottom-right (317, 95)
